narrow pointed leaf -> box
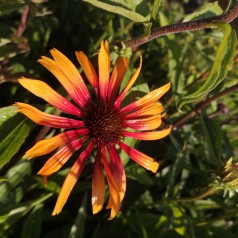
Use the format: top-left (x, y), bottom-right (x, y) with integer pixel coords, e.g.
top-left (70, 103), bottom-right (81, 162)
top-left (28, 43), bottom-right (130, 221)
top-left (178, 22), bottom-right (237, 111)
top-left (0, 111), bottom-right (33, 169)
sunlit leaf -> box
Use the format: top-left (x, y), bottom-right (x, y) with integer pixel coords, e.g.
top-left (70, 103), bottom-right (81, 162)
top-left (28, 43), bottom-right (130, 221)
top-left (183, 2), bottom-right (223, 22)
top-left (178, 22), bottom-right (237, 111)
top-left (151, 0), bottom-right (162, 19)
top-left (0, 110), bottom-right (33, 169)
top-left (82, 0), bottom-right (149, 22)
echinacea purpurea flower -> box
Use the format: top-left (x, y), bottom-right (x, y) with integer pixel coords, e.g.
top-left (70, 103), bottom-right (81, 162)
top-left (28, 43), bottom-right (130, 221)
top-left (15, 41), bottom-right (171, 219)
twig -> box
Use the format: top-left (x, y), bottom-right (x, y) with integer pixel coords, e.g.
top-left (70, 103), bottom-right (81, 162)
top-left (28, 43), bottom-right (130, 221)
top-left (173, 83), bottom-right (238, 128)
top-left (123, 1), bottom-right (238, 48)
top-left (17, 5), bottom-right (29, 37)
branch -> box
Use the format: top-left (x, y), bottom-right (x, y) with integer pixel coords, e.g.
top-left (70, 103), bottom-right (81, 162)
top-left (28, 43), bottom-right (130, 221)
top-left (173, 83), bottom-right (238, 128)
top-left (123, 1), bottom-right (238, 48)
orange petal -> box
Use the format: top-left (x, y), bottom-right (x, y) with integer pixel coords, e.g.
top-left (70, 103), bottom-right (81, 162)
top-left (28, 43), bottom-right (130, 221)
top-left (52, 140), bottom-right (95, 215)
top-left (38, 138), bottom-right (86, 176)
top-left (118, 141), bottom-right (159, 173)
top-left (19, 78), bottom-right (82, 116)
top-left (98, 41), bottom-right (110, 102)
top-left (115, 56), bottom-right (142, 107)
top-left (123, 102), bottom-right (164, 119)
top-left (121, 82), bottom-right (171, 114)
top-left (50, 48), bottom-right (91, 102)
top-left (107, 145), bottom-right (126, 202)
top-left (108, 57), bottom-right (129, 101)
top-left (101, 146), bottom-right (121, 220)
top-left (123, 126), bottom-right (172, 140)
top-left (75, 51), bottom-right (98, 88)
top-left (125, 115), bottom-right (162, 131)
top-left (38, 55), bottom-right (90, 108)
top-left (92, 147), bottom-right (105, 214)
top-left (24, 129), bottom-right (88, 159)
top-left (15, 103), bottom-right (85, 128)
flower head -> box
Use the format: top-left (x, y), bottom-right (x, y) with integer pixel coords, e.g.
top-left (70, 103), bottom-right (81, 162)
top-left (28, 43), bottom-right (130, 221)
top-left (15, 41), bottom-right (171, 219)
top-left (211, 158), bottom-right (238, 197)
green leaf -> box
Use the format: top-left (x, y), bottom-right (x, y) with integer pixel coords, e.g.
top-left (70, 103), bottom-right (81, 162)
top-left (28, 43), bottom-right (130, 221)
top-left (151, 0), bottom-right (162, 19)
top-left (0, 160), bottom-right (31, 202)
top-left (68, 193), bottom-right (87, 238)
top-left (0, 109), bottom-right (33, 169)
top-left (21, 204), bottom-right (43, 238)
top-left (83, 0), bottom-right (149, 22)
top-left (0, 1), bottom-right (25, 16)
top-left (200, 116), bottom-right (222, 165)
top-left (183, 2), bottom-right (223, 22)
top-left (178, 22), bottom-right (237, 111)
top-left (126, 164), bottom-right (154, 185)
top-left (0, 106), bottom-right (18, 126)
top-left (0, 193), bottom-right (52, 231)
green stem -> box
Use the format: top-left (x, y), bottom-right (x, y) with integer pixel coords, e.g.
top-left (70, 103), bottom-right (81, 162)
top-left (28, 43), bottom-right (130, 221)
top-left (123, 1), bottom-right (238, 48)
top-left (164, 187), bottom-right (218, 203)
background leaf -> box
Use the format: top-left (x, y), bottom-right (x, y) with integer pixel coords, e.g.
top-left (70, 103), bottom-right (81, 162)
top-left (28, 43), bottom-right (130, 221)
top-left (0, 110), bottom-right (33, 169)
top-left (177, 22), bottom-right (237, 111)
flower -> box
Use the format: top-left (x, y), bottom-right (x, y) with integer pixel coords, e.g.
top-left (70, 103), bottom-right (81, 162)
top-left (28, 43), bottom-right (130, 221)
top-left (211, 158), bottom-right (238, 198)
top-left (15, 41), bottom-right (171, 219)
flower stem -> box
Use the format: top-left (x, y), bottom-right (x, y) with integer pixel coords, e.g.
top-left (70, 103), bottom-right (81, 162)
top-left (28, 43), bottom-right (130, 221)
top-left (123, 2), bottom-right (238, 48)
top-left (164, 187), bottom-right (218, 203)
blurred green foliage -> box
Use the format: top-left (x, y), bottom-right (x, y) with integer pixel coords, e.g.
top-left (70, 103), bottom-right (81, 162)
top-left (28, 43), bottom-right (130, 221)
top-left (1, 0), bottom-right (238, 237)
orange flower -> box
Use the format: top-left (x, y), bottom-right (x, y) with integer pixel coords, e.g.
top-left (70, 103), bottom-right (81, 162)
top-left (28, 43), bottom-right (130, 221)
top-left (15, 41), bottom-right (171, 219)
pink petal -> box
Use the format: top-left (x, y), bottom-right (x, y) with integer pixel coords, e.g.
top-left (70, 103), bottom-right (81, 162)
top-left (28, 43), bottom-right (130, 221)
top-left (101, 145), bottom-right (121, 220)
top-left (92, 146), bottom-right (105, 214)
top-left (24, 129), bottom-right (88, 159)
top-left (18, 78), bottom-right (82, 116)
top-left (115, 56), bottom-right (142, 107)
top-left (38, 138), bottom-right (87, 176)
top-left (107, 145), bottom-right (126, 202)
top-left (108, 57), bottom-right (129, 101)
top-left (15, 103), bottom-right (85, 129)
top-left (118, 141), bottom-right (159, 173)
top-left (52, 140), bottom-right (95, 215)
top-left (98, 41), bottom-right (110, 102)
top-left (123, 126), bottom-right (171, 140)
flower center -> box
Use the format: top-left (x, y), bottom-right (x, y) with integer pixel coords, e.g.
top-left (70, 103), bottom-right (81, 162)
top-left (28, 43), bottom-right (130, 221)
top-left (85, 104), bottom-right (125, 144)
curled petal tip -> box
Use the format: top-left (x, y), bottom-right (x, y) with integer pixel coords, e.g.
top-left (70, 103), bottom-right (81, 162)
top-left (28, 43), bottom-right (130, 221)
top-left (151, 162), bottom-right (159, 173)
top-left (92, 204), bottom-right (103, 214)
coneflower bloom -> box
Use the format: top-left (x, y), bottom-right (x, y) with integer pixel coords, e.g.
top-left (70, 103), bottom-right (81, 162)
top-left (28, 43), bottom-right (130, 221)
top-left (15, 41), bottom-right (171, 219)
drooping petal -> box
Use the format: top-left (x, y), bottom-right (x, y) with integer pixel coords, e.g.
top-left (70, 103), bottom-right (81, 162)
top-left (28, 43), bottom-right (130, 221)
top-left (115, 56), bottom-right (142, 107)
top-left (75, 51), bottom-right (98, 89)
top-left (38, 138), bottom-right (86, 176)
top-left (107, 145), bottom-right (126, 202)
top-left (120, 82), bottom-right (171, 114)
top-left (50, 48), bottom-right (91, 104)
top-left (118, 141), bottom-right (159, 173)
top-left (108, 57), bottom-right (129, 101)
top-left (18, 78), bottom-right (82, 116)
top-left (123, 126), bottom-right (172, 140)
top-left (52, 140), bottom-right (95, 215)
top-left (125, 115), bottom-right (162, 131)
top-left (92, 146), bottom-right (105, 214)
top-left (101, 145), bottom-right (121, 220)
top-left (98, 41), bottom-right (110, 102)
top-left (24, 129), bottom-right (88, 159)
top-left (122, 102), bottom-right (164, 119)
top-left (15, 103), bottom-right (85, 128)
top-left (38, 55), bottom-right (90, 109)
